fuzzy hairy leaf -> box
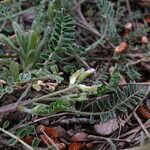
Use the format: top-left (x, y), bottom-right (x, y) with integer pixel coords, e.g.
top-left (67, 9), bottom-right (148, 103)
top-left (48, 11), bottom-right (75, 52)
top-left (78, 84), bottom-right (149, 122)
top-left (31, 99), bottom-right (71, 115)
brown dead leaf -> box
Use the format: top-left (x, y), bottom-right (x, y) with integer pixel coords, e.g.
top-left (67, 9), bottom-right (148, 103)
top-left (94, 118), bottom-right (119, 136)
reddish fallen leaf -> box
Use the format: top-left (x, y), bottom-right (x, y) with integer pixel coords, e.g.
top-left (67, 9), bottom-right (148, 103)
top-left (44, 126), bottom-right (59, 140)
top-left (22, 135), bottom-right (34, 145)
top-left (36, 125), bottom-right (59, 140)
top-left (71, 132), bottom-right (88, 142)
top-left (114, 42), bottom-right (128, 53)
top-left (137, 105), bottom-right (150, 120)
top-left (68, 142), bottom-right (83, 150)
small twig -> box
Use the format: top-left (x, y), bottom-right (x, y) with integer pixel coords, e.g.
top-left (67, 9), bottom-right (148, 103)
top-left (85, 27), bottom-right (108, 51)
top-left (74, 0), bottom-right (87, 23)
top-left (125, 0), bottom-right (132, 17)
top-left (43, 130), bottom-right (60, 150)
top-left (120, 121), bottom-right (150, 138)
top-left (10, 112), bottom-right (74, 131)
top-left (119, 82), bottom-right (150, 86)
top-left (0, 21), bottom-right (6, 33)
top-left (133, 112), bottom-right (150, 140)
top-left (128, 57), bottom-right (150, 66)
top-left (88, 135), bottom-right (130, 142)
top-left (15, 83), bottom-right (32, 107)
top-left (76, 19), bottom-right (115, 49)
top-left (0, 127), bottom-right (34, 150)
top-left (22, 85), bottom-right (77, 106)
top-left (74, 54), bottom-right (91, 69)
top-left (0, 83), bottom-right (32, 114)
top-left (76, 19), bottom-right (100, 37)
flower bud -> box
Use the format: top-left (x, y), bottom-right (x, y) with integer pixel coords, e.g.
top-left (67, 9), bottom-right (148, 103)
top-left (77, 68), bottom-right (95, 84)
top-left (78, 84), bottom-right (98, 92)
top-left (69, 68), bottom-right (85, 86)
top-left (124, 22), bottom-right (132, 30)
top-left (74, 93), bottom-right (87, 101)
top-left (114, 42), bottom-right (128, 53)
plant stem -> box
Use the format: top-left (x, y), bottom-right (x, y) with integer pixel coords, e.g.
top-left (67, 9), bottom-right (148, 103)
top-left (85, 27), bottom-right (108, 52)
top-left (22, 85), bottom-right (78, 106)
top-left (0, 127), bottom-right (34, 150)
top-left (133, 112), bottom-right (150, 140)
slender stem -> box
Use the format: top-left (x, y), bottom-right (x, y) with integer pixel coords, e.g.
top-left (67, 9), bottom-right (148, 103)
top-left (10, 113), bottom-right (74, 131)
top-left (0, 7), bottom-right (36, 21)
top-left (88, 135), bottom-right (130, 142)
top-left (43, 131), bottom-right (60, 150)
top-left (0, 84), bottom-right (31, 114)
top-left (0, 127), bottom-right (34, 150)
top-left (133, 112), bottom-right (150, 140)
top-left (85, 27), bottom-right (108, 52)
top-left (15, 83), bottom-right (32, 107)
top-left (22, 85), bottom-right (77, 106)
top-left (125, 0), bottom-right (132, 17)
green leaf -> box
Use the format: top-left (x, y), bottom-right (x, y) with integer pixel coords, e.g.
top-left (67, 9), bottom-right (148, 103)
top-left (27, 30), bottom-right (38, 51)
top-left (19, 73), bottom-right (26, 81)
top-left (97, 85), bottom-right (108, 95)
top-left (0, 85), bottom-right (4, 96)
top-left (17, 129), bottom-right (27, 138)
top-left (108, 65), bottom-right (120, 90)
top-left (24, 50), bottom-right (36, 71)
top-left (47, 146), bottom-right (56, 150)
top-left (48, 0), bottom-right (61, 21)
top-left (3, 120), bottom-right (10, 129)
top-left (8, 138), bottom-right (17, 145)
top-left (0, 34), bottom-right (18, 53)
top-left (40, 52), bottom-right (49, 60)
top-left (25, 72), bottom-right (32, 80)
top-left (5, 86), bottom-right (13, 93)
top-left (7, 76), bottom-right (14, 85)
top-left (31, 138), bottom-right (41, 148)
top-left (9, 61), bottom-right (19, 81)
top-left (100, 113), bottom-right (109, 122)
top-left (19, 72), bottom-right (31, 81)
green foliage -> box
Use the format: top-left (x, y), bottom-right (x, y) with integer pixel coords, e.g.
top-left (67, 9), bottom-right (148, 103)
top-left (97, 0), bottom-right (117, 38)
top-left (108, 66), bottom-right (121, 90)
top-left (97, 65), bottom-right (121, 95)
top-left (48, 0), bottom-right (61, 21)
top-left (49, 11), bottom-right (75, 52)
top-left (31, 138), bottom-right (41, 148)
top-left (79, 84), bottom-right (149, 122)
top-left (8, 125), bottom-right (35, 145)
top-left (122, 65), bottom-right (141, 81)
top-left (0, 21), bottom-right (42, 71)
top-left (31, 99), bottom-right (71, 115)
top-left (2, 120), bottom-right (10, 129)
